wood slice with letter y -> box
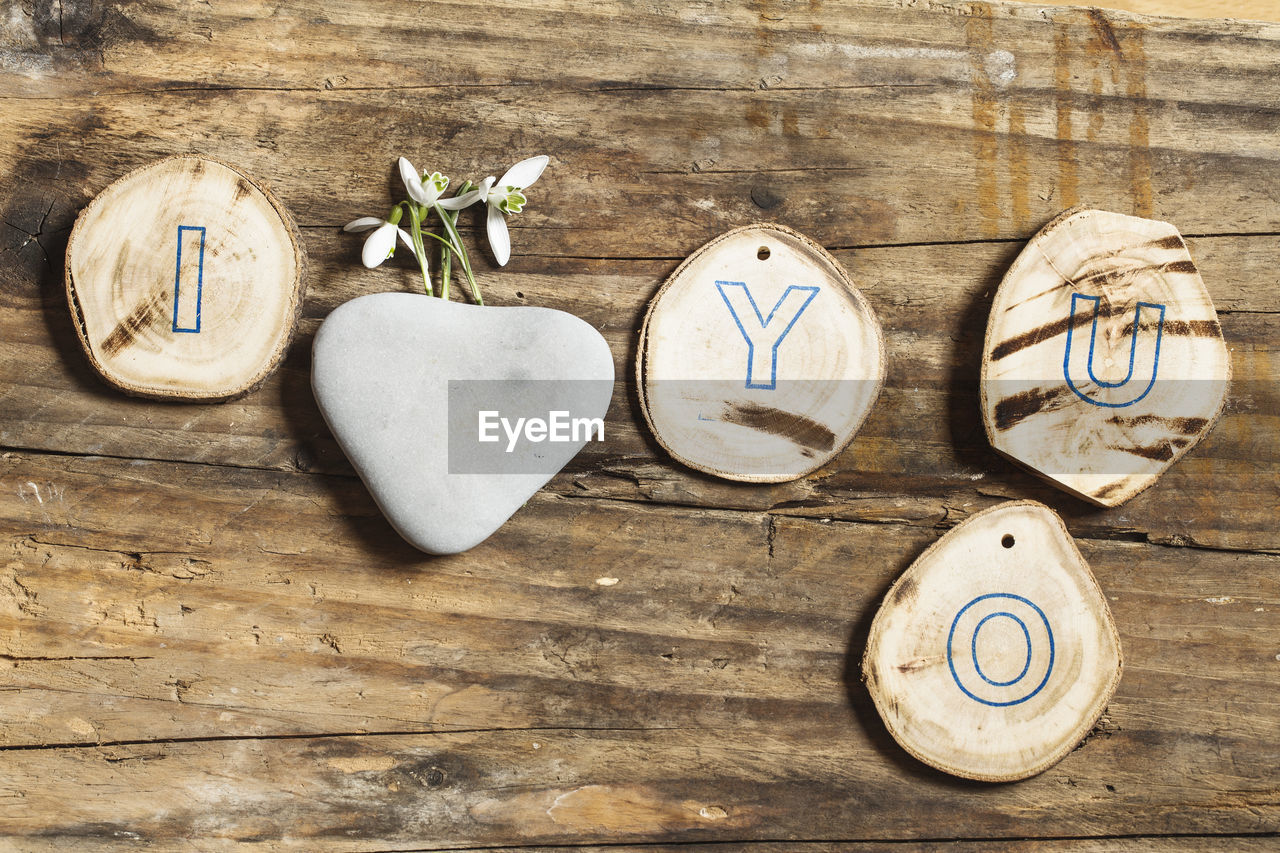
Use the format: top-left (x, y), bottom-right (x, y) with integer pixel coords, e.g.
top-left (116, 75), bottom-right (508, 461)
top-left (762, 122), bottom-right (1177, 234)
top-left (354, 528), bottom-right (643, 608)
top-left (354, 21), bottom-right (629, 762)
top-left (980, 208), bottom-right (1230, 506)
top-left (638, 224), bottom-right (885, 482)
top-left (65, 155), bottom-right (305, 401)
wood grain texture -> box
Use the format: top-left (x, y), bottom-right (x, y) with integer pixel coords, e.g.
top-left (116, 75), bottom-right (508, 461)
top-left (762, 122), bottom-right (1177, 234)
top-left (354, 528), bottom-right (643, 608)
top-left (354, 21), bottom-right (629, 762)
top-left (980, 208), bottom-right (1230, 506)
top-left (65, 154), bottom-right (305, 400)
top-left (639, 223), bottom-right (885, 482)
top-left (1022, 0), bottom-right (1280, 23)
top-left (0, 0), bottom-right (1277, 847)
top-left (1, 448), bottom-right (1276, 847)
top-left (864, 501), bottom-right (1122, 781)
top-left (8, 842), bottom-right (1280, 853)
top-left (3, 237), bottom-right (1276, 550)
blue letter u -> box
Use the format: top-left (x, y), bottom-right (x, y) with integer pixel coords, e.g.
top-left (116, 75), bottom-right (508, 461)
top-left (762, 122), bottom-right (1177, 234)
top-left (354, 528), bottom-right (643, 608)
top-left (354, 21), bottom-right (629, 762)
top-left (1063, 293), bottom-right (1165, 409)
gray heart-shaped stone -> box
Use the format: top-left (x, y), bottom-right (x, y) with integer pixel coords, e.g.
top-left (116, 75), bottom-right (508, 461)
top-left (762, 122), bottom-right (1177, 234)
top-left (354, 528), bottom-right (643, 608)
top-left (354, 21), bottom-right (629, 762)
top-left (312, 293), bottom-right (614, 554)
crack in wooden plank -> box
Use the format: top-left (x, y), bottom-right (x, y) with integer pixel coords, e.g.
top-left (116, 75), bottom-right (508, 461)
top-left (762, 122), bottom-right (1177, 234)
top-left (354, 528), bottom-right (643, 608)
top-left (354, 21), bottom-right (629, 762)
top-left (0, 82), bottom-right (943, 102)
top-left (298, 226), bottom-right (1280, 254)
top-left (384, 834), bottom-right (1280, 851)
top-left (4, 446), bottom-right (1278, 556)
top-left (381, 832), bottom-right (1280, 851)
top-left (0, 725), bottom-right (686, 754)
top-left (0, 655), bottom-right (154, 662)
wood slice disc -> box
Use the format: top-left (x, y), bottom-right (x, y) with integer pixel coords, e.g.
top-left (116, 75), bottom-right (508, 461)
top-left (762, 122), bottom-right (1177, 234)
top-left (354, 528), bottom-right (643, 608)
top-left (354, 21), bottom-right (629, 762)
top-left (637, 224), bottom-right (885, 482)
top-left (862, 500), bottom-right (1123, 782)
top-left (980, 208), bottom-right (1230, 507)
top-left (65, 155), bottom-right (305, 401)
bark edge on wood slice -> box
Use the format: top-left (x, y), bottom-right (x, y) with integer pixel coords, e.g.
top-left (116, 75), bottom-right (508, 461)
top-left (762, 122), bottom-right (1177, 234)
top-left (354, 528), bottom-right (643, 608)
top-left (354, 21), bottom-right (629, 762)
top-left (637, 223), bottom-right (886, 483)
top-left (862, 499), bottom-right (1123, 782)
top-left (64, 154), bottom-right (306, 401)
top-left (980, 208), bottom-right (1230, 507)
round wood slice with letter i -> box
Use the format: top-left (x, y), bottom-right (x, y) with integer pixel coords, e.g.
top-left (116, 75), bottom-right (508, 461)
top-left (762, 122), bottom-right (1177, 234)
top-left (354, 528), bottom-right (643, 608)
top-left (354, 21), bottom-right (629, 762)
top-left (65, 155), bottom-right (305, 400)
top-left (980, 208), bottom-right (1230, 506)
top-left (863, 500), bottom-right (1123, 782)
top-left (637, 223), bottom-right (885, 482)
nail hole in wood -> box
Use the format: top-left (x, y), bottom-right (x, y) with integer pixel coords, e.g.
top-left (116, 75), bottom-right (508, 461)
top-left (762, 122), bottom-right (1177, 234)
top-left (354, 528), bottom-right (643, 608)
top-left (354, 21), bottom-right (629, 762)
top-left (757, 246), bottom-right (770, 260)
top-left (1002, 534), bottom-right (1015, 548)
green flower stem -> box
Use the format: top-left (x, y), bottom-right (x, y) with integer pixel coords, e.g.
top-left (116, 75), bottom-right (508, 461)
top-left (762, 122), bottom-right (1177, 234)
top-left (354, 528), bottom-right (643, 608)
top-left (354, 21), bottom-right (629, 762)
top-left (416, 229), bottom-right (462, 251)
top-left (403, 202), bottom-right (433, 296)
top-left (433, 202), bottom-right (482, 306)
top-left (438, 179), bottom-right (470, 302)
top-left (401, 214), bottom-right (476, 303)
top-left (440, 238), bottom-right (453, 302)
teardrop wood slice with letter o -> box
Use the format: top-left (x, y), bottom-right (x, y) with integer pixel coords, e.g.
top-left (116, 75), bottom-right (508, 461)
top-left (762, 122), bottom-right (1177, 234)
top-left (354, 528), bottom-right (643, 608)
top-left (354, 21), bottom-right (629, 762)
top-left (638, 224), bottom-right (885, 482)
top-left (863, 500), bottom-right (1122, 782)
top-left (65, 155), bottom-right (305, 401)
top-left (980, 208), bottom-right (1230, 506)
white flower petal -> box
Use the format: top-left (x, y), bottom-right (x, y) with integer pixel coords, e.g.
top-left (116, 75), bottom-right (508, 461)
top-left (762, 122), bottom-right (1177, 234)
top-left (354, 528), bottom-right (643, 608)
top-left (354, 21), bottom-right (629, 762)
top-left (361, 221), bottom-right (398, 268)
top-left (396, 227), bottom-right (418, 259)
top-left (437, 188), bottom-right (483, 211)
top-left (398, 156), bottom-right (420, 189)
top-left (487, 203), bottom-right (511, 266)
top-left (343, 216), bottom-right (383, 232)
top-left (498, 155), bottom-right (549, 190)
top-left (399, 156), bottom-right (435, 206)
top-left (475, 176), bottom-right (496, 202)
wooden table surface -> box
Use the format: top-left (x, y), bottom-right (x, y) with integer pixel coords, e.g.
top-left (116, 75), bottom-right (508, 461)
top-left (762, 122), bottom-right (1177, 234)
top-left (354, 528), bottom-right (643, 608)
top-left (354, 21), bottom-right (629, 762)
top-left (1028, 0), bottom-right (1280, 21)
top-left (1, 1), bottom-right (1277, 849)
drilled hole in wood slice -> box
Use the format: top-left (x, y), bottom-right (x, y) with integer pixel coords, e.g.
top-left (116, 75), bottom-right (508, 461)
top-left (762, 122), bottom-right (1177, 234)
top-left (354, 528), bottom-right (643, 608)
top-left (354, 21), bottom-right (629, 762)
top-left (1002, 534), bottom-right (1015, 548)
top-left (637, 224), bottom-right (886, 483)
top-left (863, 500), bottom-right (1123, 782)
top-left (757, 246), bottom-right (770, 260)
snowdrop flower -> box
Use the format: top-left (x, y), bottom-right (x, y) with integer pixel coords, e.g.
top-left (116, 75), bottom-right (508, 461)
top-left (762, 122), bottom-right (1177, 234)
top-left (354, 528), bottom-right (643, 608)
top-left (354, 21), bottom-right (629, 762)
top-left (449, 155), bottom-right (548, 266)
top-left (342, 154), bottom-right (550, 302)
top-left (343, 216), bottom-right (418, 270)
top-left (398, 157), bottom-right (474, 211)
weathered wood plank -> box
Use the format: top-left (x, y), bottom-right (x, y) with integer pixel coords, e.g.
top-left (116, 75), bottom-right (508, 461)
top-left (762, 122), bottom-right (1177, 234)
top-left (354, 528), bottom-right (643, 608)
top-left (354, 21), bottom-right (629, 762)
top-left (3, 229), bottom-right (1275, 550)
top-left (1028, 0), bottom-right (1280, 22)
top-left (0, 725), bottom-right (1276, 849)
top-left (464, 842), bottom-right (1280, 853)
top-left (3, 67), bottom-right (1280, 258)
top-left (5, 1), bottom-right (1280, 113)
top-left (7, 833), bottom-right (1280, 853)
top-left (476, 843), bottom-right (1280, 853)
top-left (4, 0), bottom-right (1280, 253)
top-left (458, 842), bottom-right (1280, 853)
top-left (1, 1), bottom-right (1276, 554)
top-left (0, 449), bottom-right (1276, 844)
top-left (1, 0), bottom-right (1277, 846)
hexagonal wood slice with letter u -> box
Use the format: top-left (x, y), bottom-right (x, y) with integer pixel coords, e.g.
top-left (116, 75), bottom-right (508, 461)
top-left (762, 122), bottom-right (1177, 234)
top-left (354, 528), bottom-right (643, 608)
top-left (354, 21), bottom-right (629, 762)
top-left (980, 208), bottom-right (1230, 507)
